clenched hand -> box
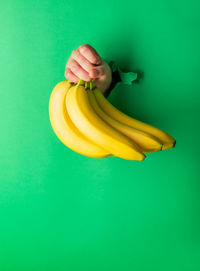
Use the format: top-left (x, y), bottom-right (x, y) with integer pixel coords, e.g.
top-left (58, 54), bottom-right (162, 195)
top-left (64, 44), bottom-right (112, 95)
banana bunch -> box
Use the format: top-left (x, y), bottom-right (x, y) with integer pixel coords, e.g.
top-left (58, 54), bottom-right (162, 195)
top-left (49, 79), bottom-right (176, 160)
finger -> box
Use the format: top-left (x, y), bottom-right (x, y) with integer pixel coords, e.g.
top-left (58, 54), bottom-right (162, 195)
top-left (65, 68), bottom-right (79, 83)
top-left (78, 44), bottom-right (102, 65)
top-left (71, 49), bottom-right (94, 73)
top-left (89, 65), bottom-right (105, 78)
top-left (67, 58), bottom-right (91, 81)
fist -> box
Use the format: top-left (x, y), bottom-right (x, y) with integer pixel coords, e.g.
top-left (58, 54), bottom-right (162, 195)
top-left (64, 44), bottom-right (112, 95)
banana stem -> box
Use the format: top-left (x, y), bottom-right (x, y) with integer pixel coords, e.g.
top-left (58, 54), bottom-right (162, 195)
top-left (90, 81), bottom-right (92, 90)
top-left (77, 79), bottom-right (96, 91)
top-left (77, 79), bottom-right (85, 86)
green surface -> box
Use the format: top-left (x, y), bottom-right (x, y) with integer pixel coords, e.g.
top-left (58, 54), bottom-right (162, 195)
top-left (0, 0), bottom-right (200, 270)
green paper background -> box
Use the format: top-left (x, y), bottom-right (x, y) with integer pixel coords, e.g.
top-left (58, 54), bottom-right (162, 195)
top-left (0, 0), bottom-right (200, 270)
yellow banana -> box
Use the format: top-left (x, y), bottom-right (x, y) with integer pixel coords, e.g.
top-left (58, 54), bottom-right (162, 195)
top-left (65, 83), bottom-right (145, 161)
top-left (93, 88), bottom-right (176, 150)
top-left (49, 80), bottom-right (110, 158)
top-left (88, 89), bottom-right (162, 153)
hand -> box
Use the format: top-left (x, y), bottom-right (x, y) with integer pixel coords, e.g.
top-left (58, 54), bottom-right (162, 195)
top-left (64, 44), bottom-right (112, 95)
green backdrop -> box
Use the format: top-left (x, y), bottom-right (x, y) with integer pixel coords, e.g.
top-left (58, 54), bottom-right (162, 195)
top-left (1, 0), bottom-right (200, 270)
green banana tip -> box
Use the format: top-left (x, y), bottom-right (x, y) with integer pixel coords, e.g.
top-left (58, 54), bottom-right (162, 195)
top-left (76, 79), bottom-right (97, 91)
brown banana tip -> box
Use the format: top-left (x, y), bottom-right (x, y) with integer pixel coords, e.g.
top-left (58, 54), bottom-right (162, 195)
top-left (162, 141), bottom-right (176, 150)
top-left (142, 154), bottom-right (146, 161)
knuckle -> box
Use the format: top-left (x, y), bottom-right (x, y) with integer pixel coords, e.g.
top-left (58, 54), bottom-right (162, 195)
top-left (66, 58), bottom-right (72, 69)
top-left (71, 49), bottom-right (77, 57)
top-left (76, 53), bottom-right (84, 63)
top-left (65, 73), bottom-right (70, 80)
top-left (67, 72), bottom-right (76, 82)
top-left (65, 67), bottom-right (69, 75)
top-left (79, 44), bottom-right (90, 54)
top-left (79, 55), bottom-right (88, 67)
top-left (65, 70), bottom-right (71, 79)
top-left (71, 63), bottom-right (79, 73)
top-left (79, 43), bottom-right (89, 49)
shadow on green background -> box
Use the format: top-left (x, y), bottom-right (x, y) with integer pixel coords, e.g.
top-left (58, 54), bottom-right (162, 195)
top-left (0, 0), bottom-right (200, 270)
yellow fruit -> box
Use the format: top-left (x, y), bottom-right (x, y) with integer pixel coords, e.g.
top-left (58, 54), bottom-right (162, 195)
top-left (49, 80), bottom-right (110, 158)
top-left (65, 84), bottom-right (145, 161)
top-left (94, 88), bottom-right (176, 150)
top-left (88, 89), bottom-right (162, 153)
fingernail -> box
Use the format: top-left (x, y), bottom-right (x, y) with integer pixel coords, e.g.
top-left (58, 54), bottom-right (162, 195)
top-left (96, 59), bottom-right (101, 65)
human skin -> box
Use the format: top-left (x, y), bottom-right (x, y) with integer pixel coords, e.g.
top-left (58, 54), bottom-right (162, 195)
top-left (64, 44), bottom-right (112, 95)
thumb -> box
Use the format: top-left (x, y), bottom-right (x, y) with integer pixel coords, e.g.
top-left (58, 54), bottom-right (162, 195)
top-left (89, 65), bottom-right (105, 79)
